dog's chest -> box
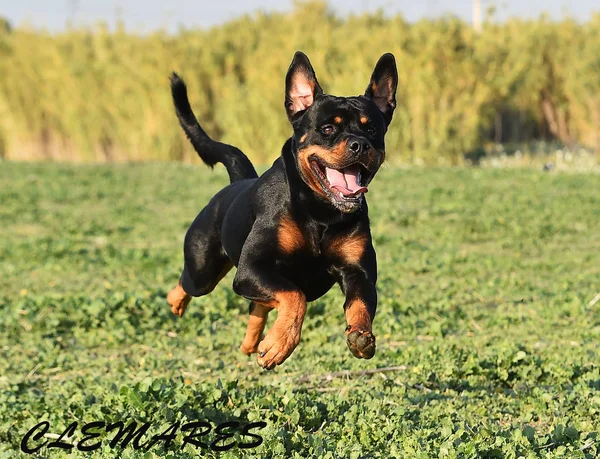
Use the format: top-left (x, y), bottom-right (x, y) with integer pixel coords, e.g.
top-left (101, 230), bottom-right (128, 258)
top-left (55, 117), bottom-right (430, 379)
top-left (294, 222), bottom-right (335, 258)
top-left (277, 214), bottom-right (364, 264)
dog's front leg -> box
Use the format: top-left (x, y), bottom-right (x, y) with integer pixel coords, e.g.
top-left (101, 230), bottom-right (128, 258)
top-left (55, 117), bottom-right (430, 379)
top-left (233, 260), bottom-right (306, 370)
top-left (329, 234), bottom-right (378, 359)
top-left (338, 267), bottom-right (377, 359)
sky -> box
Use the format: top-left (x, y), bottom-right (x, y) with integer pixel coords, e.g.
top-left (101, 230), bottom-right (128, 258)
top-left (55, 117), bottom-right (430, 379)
top-left (1, 0), bottom-right (597, 32)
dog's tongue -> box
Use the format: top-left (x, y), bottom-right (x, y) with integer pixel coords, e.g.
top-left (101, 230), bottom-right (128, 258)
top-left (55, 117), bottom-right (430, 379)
top-left (325, 165), bottom-right (368, 197)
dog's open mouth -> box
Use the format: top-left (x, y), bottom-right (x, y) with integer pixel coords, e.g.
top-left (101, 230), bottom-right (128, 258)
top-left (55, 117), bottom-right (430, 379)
top-left (310, 158), bottom-right (371, 210)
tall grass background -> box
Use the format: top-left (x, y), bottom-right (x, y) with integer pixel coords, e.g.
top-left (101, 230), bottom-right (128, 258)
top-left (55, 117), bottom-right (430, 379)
top-left (0, 1), bottom-right (599, 164)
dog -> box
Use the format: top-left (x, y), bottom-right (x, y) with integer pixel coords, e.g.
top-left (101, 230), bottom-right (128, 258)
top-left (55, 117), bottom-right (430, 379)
top-left (167, 51), bottom-right (398, 370)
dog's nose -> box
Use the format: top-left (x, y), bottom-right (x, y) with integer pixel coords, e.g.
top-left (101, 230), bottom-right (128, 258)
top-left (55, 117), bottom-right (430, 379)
top-left (348, 138), bottom-right (370, 154)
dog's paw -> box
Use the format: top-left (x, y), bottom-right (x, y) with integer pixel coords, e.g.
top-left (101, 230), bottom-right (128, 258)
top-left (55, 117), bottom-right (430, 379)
top-left (256, 330), bottom-right (300, 370)
top-left (167, 284), bottom-right (191, 318)
top-left (346, 329), bottom-right (376, 359)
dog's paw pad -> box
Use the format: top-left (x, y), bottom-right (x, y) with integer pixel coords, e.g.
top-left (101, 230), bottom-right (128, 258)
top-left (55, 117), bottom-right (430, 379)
top-left (346, 330), bottom-right (376, 359)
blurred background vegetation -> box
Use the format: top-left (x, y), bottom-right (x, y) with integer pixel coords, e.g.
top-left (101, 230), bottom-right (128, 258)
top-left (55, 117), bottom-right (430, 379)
top-left (0, 1), bottom-right (599, 165)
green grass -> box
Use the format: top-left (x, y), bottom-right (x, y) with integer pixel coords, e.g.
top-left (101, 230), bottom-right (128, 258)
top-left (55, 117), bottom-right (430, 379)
top-left (1, 162), bottom-right (599, 458)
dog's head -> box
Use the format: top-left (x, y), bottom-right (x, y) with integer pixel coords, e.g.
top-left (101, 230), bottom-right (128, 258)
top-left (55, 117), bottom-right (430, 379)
top-left (285, 51), bottom-right (398, 213)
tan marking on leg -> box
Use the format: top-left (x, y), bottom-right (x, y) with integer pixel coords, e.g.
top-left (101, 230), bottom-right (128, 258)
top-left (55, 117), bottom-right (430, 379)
top-left (345, 298), bottom-right (376, 359)
top-left (167, 281), bottom-right (192, 317)
top-left (327, 233), bottom-right (367, 265)
top-left (344, 298), bottom-right (372, 333)
top-left (240, 302), bottom-right (271, 355)
top-left (256, 291), bottom-right (307, 369)
top-left (278, 215), bottom-right (305, 254)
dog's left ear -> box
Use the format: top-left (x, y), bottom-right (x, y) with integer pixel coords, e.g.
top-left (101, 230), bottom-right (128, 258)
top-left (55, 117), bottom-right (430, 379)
top-left (285, 51), bottom-right (323, 121)
top-left (364, 53), bottom-right (398, 125)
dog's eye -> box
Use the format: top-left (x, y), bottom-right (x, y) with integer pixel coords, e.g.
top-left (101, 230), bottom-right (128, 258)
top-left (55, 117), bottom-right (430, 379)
top-left (320, 125), bottom-right (335, 135)
top-left (366, 126), bottom-right (377, 137)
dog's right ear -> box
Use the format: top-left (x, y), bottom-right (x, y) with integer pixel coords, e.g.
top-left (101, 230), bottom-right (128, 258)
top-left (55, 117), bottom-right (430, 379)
top-left (285, 51), bottom-right (323, 121)
top-left (364, 53), bottom-right (398, 126)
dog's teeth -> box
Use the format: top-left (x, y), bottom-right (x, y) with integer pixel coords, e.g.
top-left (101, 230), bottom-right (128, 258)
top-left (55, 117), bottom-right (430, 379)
top-left (339, 191), bottom-right (344, 198)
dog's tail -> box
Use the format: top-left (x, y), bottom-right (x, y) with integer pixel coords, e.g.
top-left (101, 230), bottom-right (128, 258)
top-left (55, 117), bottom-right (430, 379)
top-left (170, 73), bottom-right (258, 183)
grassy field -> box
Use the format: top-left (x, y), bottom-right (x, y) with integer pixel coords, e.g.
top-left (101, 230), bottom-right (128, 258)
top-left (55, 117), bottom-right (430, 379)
top-left (1, 162), bottom-right (599, 458)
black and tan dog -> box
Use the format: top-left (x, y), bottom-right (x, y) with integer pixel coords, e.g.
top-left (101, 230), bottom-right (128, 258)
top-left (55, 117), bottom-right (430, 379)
top-left (167, 52), bottom-right (398, 370)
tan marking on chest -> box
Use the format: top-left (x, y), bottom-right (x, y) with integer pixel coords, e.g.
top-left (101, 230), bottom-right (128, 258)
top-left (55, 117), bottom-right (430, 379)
top-left (278, 216), bottom-right (305, 254)
top-left (327, 233), bottom-right (367, 265)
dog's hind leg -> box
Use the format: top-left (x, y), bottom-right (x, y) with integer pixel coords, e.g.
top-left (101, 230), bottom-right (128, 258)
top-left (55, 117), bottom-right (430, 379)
top-left (168, 257), bottom-right (232, 317)
top-left (168, 206), bottom-right (234, 317)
